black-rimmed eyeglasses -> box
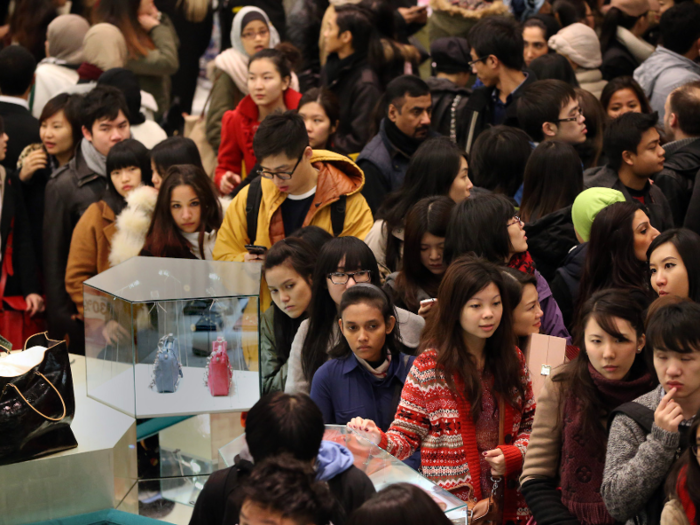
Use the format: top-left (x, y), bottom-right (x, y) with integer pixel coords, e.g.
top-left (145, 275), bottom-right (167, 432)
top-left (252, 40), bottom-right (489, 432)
top-left (260, 152), bottom-right (304, 181)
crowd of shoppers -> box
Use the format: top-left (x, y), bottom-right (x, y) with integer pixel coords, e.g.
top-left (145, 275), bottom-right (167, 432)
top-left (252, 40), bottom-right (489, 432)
top-left (3, 0), bottom-right (700, 523)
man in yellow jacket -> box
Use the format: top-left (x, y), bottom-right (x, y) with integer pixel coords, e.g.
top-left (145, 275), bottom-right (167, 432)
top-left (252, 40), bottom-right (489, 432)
top-left (213, 111), bottom-right (374, 263)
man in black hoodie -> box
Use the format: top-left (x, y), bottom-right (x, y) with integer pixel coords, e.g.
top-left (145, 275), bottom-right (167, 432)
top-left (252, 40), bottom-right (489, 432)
top-left (426, 37), bottom-right (472, 151)
top-left (655, 81), bottom-right (700, 227)
top-left (321, 4), bottom-right (382, 155)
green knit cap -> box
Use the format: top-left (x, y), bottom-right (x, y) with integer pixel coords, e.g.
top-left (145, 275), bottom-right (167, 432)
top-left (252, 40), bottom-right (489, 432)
top-left (571, 188), bottom-right (627, 242)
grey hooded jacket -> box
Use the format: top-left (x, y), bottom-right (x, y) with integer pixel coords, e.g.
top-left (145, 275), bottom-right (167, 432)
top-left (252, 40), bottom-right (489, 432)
top-left (634, 47), bottom-right (700, 120)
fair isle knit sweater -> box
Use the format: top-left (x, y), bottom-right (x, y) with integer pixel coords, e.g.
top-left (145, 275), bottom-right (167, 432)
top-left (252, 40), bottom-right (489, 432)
top-left (377, 348), bottom-right (535, 523)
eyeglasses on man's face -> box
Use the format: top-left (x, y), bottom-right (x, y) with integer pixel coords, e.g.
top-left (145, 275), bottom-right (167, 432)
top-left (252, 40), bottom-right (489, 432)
top-left (468, 55), bottom-right (489, 68)
top-left (260, 152), bottom-right (304, 181)
top-left (557, 107), bottom-right (584, 123)
top-left (327, 270), bottom-right (372, 285)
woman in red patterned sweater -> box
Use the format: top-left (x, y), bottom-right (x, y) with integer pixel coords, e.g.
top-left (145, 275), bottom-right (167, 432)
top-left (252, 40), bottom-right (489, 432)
top-left (349, 256), bottom-right (535, 523)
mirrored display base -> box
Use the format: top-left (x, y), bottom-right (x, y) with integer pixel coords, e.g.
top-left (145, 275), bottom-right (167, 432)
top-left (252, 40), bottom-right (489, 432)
top-left (87, 359), bottom-right (260, 418)
top-left (0, 355), bottom-right (137, 525)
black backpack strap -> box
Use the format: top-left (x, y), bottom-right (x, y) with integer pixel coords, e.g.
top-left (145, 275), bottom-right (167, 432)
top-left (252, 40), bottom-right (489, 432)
top-left (245, 175), bottom-right (263, 245)
top-left (330, 195), bottom-right (347, 237)
top-left (607, 402), bottom-right (655, 435)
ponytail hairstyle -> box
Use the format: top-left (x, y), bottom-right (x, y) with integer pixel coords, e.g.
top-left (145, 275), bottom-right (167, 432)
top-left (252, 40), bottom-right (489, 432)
top-left (424, 256), bottom-right (524, 416)
top-left (142, 164), bottom-right (222, 259)
top-left (394, 196), bottom-right (454, 312)
top-left (301, 237), bottom-right (381, 382)
top-left (599, 7), bottom-right (646, 54)
top-left (264, 237), bottom-right (319, 361)
top-left (332, 283), bottom-right (402, 359)
top-left (666, 409), bottom-right (700, 524)
top-left (500, 267), bottom-right (539, 350)
top-left (553, 288), bottom-right (653, 447)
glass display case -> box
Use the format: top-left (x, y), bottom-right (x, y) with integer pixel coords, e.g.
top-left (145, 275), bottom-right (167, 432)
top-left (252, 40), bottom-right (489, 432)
top-left (218, 425), bottom-right (468, 516)
top-left (83, 257), bottom-right (262, 418)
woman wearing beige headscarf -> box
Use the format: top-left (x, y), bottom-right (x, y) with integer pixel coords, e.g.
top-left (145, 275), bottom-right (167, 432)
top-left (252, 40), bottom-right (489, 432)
top-left (549, 22), bottom-right (608, 99)
top-left (31, 14), bottom-right (90, 119)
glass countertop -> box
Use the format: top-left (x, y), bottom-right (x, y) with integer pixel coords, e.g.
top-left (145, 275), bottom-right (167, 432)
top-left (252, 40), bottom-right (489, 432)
top-left (218, 424), bottom-right (468, 515)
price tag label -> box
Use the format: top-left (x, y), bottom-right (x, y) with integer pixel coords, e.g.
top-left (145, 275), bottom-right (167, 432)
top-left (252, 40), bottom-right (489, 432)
top-left (541, 365), bottom-right (552, 377)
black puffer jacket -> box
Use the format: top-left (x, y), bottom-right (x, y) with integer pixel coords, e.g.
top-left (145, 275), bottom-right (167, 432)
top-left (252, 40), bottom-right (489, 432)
top-left (426, 77), bottom-right (471, 151)
top-left (550, 242), bottom-right (587, 332)
top-left (524, 206), bottom-right (578, 284)
top-left (654, 137), bottom-right (700, 227)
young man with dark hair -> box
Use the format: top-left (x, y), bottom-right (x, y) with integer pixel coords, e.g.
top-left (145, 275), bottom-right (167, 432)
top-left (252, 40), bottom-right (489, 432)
top-left (584, 111), bottom-right (674, 230)
top-left (426, 37), bottom-right (473, 151)
top-left (0, 45), bottom-right (40, 170)
top-left (463, 15), bottom-right (537, 153)
top-left (321, 4), bottom-right (382, 154)
top-left (357, 75), bottom-right (436, 213)
top-left (43, 85), bottom-right (131, 352)
top-left (517, 79), bottom-right (587, 144)
top-left (213, 111), bottom-right (373, 263)
top-left (634, 2), bottom-right (700, 119)
top-left (654, 81), bottom-right (700, 226)
top-left (189, 392), bottom-right (375, 525)
top-left (237, 457), bottom-right (335, 525)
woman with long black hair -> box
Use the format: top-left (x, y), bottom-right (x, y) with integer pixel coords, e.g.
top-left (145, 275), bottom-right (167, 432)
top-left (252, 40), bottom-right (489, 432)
top-left (383, 196), bottom-right (454, 316)
top-left (261, 237), bottom-right (318, 394)
top-left (365, 136), bottom-right (471, 275)
top-left (521, 289), bottom-right (655, 525)
top-left (444, 194), bottom-right (570, 341)
top-left (285, 236), bottom-right (424, 394)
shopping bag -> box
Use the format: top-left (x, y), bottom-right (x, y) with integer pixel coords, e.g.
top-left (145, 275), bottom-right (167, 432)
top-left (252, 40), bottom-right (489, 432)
top-left (0, 332), bottom-right (77, 465)
top-left (527, 333), bottom-right (567, 401)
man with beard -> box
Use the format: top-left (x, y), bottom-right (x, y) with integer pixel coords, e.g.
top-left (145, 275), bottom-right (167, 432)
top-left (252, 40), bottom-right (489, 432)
top-left (357, 75), bottom-right (436, 213)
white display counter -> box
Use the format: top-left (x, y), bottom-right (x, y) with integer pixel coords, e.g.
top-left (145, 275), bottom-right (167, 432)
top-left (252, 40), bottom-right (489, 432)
top-left (0, 355), bottom-right (137, 524)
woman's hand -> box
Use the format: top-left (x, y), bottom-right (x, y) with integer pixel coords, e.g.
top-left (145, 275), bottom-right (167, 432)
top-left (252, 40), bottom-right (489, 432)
top-left (102, 320), bottom-right (130, 346)
top-left (417, 298), bottom-right (436, 319)
top-left (347, 417), bottom-right (382, 445)
top-left (219, 171), bottom-right (241, 195)
top-left (19, 149), bottom-right (47, 182)
top-left (654, 387), bottom-right (684, 433)
top-left (484, 448), bottom-right (506, 476)
top-left (138, 13), bottom-right (160, 32)
top-left (24, 294), bottom-right (44, 317)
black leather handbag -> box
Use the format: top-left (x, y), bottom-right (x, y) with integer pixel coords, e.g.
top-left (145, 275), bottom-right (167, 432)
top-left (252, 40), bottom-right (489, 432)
top-left (0, 332), bottom-right (77, 466)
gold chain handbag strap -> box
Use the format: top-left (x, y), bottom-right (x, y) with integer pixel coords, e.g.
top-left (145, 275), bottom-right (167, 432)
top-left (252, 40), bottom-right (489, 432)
top-left (1, 371), bottom-right (67, 422)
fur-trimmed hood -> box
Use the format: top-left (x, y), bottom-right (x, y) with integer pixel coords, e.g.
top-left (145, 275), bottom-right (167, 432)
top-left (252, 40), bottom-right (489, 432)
top-left (108, 185), bottom-right (232, 267)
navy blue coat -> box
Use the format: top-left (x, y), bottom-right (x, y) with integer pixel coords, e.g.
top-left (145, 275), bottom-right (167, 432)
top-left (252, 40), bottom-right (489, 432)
top-left (310, 351), bottom-right (421, 469)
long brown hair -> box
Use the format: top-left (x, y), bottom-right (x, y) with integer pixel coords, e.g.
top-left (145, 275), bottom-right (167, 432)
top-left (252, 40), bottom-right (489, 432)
top-left (423, 256), bottom-right (524, 416)
top-left (552, 289), bottom-right (652, 446)
top-left (94, 0), bottom-right (155, 58)
top-left (143, 165), bottom-right (222, 259)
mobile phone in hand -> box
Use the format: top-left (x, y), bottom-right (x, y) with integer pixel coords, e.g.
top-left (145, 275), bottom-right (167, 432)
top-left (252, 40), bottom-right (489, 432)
top-left (245, 244), bottom-right (268, 255)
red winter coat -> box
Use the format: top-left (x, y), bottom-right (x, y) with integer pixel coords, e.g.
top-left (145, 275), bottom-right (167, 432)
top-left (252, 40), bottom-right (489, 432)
top-left (214, 89), bottom-right (302, 189)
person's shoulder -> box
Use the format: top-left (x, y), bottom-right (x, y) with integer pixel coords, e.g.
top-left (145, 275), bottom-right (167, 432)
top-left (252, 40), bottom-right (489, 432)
top-left (414, 348), bottom-right (438, 367)
top-left (329, 464), bottom-right (375, 496)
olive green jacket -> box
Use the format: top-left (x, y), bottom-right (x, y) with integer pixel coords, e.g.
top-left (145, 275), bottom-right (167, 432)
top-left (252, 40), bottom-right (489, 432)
top-left (260, 306), bottom-right (289, 395)
top-left (205, 68), bottom-right (244, 153)
top-left (127, 14), bottom-right (180, 118)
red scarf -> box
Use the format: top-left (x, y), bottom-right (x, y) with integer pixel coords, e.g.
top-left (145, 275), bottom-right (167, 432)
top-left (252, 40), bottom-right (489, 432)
top-left (508, 252), bottom-right (536, 275)
top-left (77, 62), bottom-right (104, 82)
top-left (678, 465), bottom-right (698, 523)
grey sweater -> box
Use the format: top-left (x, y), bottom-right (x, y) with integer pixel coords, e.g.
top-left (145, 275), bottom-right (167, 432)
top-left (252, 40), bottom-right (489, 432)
top-left (601, 385), bottom-right (681, 525)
